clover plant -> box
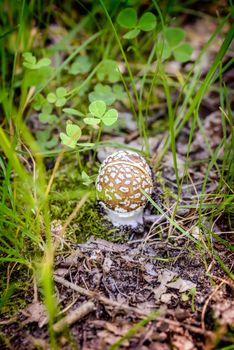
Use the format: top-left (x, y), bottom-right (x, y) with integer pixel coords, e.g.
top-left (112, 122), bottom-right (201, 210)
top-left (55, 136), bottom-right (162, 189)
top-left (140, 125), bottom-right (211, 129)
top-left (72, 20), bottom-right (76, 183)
top-left (60, 123), bottom-right (82, 149)
top-left (117, 8), bottom-right (156, 39)
top-left (47, 87), bottom-right (67, 107)
top-left (69, 55), bottom-right (92, 75)
top-left (84, 100), bottom-right (118, 127)
top-left (158, 27), bottom-right (193, 63)
top-left (89, 83), bottom-right (126, 105)
top-left (96, 60), bottom-right (120, 83)
top-left (23, 52), bottom-right (51, 70)
top-left (60, 100), bottom-right (118, 149)
top-left (36, 130), bottom-right (58, 151)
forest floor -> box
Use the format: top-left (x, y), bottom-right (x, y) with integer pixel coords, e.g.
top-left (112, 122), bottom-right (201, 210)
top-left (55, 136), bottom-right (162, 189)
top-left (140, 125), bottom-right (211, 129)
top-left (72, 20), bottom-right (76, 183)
top-left (0, 2), bottom-right (233, 350)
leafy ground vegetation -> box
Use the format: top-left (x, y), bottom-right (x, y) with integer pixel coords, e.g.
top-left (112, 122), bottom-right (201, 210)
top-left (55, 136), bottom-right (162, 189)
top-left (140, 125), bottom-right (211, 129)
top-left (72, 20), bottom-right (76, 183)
top-left (0, 1), bottom-right (234, 349)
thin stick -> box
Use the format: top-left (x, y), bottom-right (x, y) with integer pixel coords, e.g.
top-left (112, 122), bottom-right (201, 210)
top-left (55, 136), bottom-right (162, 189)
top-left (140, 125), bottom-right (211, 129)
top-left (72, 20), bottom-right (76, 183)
top-left (53, 301), bottom-right (95, 333)
top-left (54, 275), bottom-right (147, 316)
top-left (201, 280), bottom-right (225, 330)
top-left (54, 275), bottom-right (213, 336)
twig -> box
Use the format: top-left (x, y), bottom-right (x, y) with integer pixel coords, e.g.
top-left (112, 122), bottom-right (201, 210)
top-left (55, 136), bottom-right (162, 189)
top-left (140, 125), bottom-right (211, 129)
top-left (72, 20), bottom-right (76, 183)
top-left (53, 301), bottom-right (95, 333)
top-left (201, 280), bottom-right (225, 330)
top-left (54, 275), bottom-right (148, 316)
top-left (0, 317), bottom-right (17, 325)
top-left (54, 275), bottom-right (213, 336)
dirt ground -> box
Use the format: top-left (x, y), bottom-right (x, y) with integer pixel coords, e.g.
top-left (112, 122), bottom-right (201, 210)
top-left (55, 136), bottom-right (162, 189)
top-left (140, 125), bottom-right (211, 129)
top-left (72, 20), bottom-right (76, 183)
top-left (0, 232), bottom-right (234, 350)
top-left (0, 3), bottom-right (234, 350)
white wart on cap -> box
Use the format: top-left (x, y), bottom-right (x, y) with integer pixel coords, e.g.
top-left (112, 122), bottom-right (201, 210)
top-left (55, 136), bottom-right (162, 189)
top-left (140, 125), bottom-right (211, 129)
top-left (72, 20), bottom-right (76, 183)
top-left (96, 150), bottom-right (153, 227)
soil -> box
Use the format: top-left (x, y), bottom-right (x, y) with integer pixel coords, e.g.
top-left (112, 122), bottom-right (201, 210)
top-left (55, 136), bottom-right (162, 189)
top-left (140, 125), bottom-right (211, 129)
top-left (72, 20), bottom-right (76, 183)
top-left (0, 2), bottom-right (233, 350)
top-left (1, 234), bottom-right (234, 350)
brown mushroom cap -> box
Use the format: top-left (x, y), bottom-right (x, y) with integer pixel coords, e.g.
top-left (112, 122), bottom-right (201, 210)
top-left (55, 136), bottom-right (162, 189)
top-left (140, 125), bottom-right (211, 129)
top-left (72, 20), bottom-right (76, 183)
top-left (96, 150), bottom-right (153, 213)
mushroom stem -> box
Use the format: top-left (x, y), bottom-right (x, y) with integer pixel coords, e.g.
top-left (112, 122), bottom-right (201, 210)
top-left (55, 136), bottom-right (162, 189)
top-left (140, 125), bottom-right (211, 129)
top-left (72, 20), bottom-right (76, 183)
top-left (102, 203), bottom-right (144, 227)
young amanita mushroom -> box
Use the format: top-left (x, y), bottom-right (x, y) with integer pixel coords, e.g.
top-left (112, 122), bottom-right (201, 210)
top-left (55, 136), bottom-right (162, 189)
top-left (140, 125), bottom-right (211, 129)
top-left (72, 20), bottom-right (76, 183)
top-left (96, 150), bottom-right (153, 227)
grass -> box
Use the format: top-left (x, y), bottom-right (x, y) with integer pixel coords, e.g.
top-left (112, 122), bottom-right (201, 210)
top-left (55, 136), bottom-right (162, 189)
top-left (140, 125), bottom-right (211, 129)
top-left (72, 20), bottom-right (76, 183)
top-left (0, 1), bottom-right (233, 349)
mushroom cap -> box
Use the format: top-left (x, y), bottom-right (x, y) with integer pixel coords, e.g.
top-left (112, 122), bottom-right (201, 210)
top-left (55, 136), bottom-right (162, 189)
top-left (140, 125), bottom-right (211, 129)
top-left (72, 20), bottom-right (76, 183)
top-left (96, 150), bottom-right (153, 213)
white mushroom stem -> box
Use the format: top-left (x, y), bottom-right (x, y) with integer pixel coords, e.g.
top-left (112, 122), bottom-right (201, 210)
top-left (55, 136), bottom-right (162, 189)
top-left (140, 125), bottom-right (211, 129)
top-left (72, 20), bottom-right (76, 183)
top-left (101, 203), bottom-right (144, 227)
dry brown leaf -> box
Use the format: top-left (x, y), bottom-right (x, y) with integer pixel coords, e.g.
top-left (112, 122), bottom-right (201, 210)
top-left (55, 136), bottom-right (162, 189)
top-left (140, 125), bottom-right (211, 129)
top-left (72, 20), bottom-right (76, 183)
top-left (21, 302), bottom-right (47, 328)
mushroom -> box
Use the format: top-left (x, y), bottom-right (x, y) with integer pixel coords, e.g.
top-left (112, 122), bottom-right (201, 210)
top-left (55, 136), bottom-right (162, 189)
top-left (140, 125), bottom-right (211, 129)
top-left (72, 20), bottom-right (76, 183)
top-left (96, 150), bottom-right (153, 227)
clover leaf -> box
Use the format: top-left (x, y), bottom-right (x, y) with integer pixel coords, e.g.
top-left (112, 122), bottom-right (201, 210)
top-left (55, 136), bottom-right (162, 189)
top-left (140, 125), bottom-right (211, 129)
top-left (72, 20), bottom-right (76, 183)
top-left (84, 100), bottom-right (118, 127)
top-left (69, 55), bottom-right (92, 75)
top-left (157, 41), bottom-right (171, 60)
top-left (117, 8), bottom-right (137, 28)
top-left (97, 60), bottom-right (120, 83)
top-left (32, 93), bottom-right (47, 111)
top-left (113, 84), bottom-right (127, 101)
top-left (157, 27), bottom-right (193, 63)
top-left (89, 84), bottom-right (116, 105)
top-left (164, 28), bottom-right (185, 47)
top-left (38, 104), bottom-right (57, 124)
top-left (60, 123), bottom-right (81, 149)
top-left (89, 100), bottom-right (106, 118)
top-left (83, 117), bottom-right (101, 125)
top-left (62, 108), bottom-right (85, 117)
top-left (36, 130), bottom-right (58, 150)
top-left (101, 109), bottom-right (118, 126)
top-left (47, 87), bottom-right (67, 107)
top-left (138, 12), bottom-right (156, 31)
top-left (173, 43), bottom-right (193, 62)
top-left (123, 28), bottom-right (140, 39)
top-left (23, 52), bottom-right (51, 70)
top-left (117, 8), bottom-right (156, 39)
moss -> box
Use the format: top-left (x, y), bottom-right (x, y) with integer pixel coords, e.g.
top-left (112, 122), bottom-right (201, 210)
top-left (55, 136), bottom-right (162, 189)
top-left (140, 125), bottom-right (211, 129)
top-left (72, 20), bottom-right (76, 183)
top-left (0, 266), bottom-right (31, 317)
top-left (49, 154), bottom-right (127, 243)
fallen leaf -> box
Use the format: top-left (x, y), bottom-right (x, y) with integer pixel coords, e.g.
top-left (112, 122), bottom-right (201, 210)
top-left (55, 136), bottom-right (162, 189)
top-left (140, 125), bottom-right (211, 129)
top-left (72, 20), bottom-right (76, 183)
top-left (21, 302), bottom-right (47, 328)
top-left (167, 278), bottom-right (196, 293)
top-left (158, 270), bottom-right (177, 285)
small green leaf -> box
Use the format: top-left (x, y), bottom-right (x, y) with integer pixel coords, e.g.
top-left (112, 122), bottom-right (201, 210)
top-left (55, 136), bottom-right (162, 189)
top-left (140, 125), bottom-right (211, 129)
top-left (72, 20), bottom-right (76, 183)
top-left (123, 28), bottom-right (140, 39)
top-left (42, 104), bottom-right (52, 114)
top-left (113, 84), bottom-right (126, 101)
top-left (101, 109), bottom-right (118, 126)
top-left (66, 124), bottom-right (81, 141)
top-left (84, 117), bottom-right (101, 125)
top-left (63, 108), bottom-right (85, 117)
top-left (89, 100), bottom-right (106, 118)
top-left (89, 84), bottom-right (116, 105)
top-left (173, 43), bottom-right (193, 62)
top-left (56, 87), bottom-right (67, 98)
top-left (55, 97), bottom-right (66, 107)
top-left (157, 41), bottom-right (171, 60)
top-left (69, 55), bottom-right (92, 75)
top-left (181, 293), bottom-right (189, 302)
top-left (47, 92), bottom-right (57, 103)
top-left (32, 93), bottom-right (46, 111)
top-left (97, 60), bottom-right (120, 83)
top-left (23, 52), bottom-right (36, 64)
top-left (60, 133), bottom-right (76, 149)
top-left (164, 27), bottom-right (185, 47)
top-left (81, 171), bottom-right (93, 186)
top-left (36, 130), bottom-right (58, 150)
top-left (45, 137), bottom-right (58, 149)
top-left (36, 129), bottom-right (50, 142)
top-left (117, 8), bottom-right (137, 29)
top-left (39, 113), bottom-right (57, 124)
top-left (36, 57), bottom-right (51, 68)
top-left (138, 12), bottom-right (156, 31)
top-left (23, 62), bottom-right (37, 70)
